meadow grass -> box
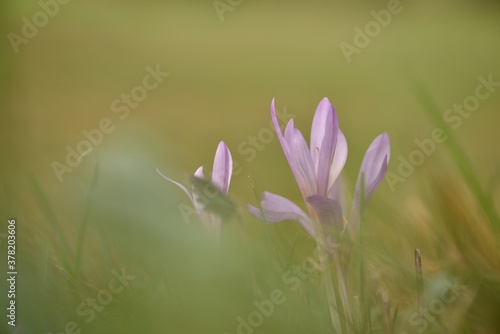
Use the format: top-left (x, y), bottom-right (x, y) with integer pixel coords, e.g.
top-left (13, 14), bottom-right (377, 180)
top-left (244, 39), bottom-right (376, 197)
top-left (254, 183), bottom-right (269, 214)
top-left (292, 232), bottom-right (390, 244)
top-left (1, 1), bottom-right (500, 333)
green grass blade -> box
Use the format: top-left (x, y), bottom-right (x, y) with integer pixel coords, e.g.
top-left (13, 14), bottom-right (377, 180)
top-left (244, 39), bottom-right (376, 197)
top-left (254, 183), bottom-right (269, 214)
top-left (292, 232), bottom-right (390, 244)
top-left (75, 158), bottom-right (100, 275)
top-left (411, 79), bottom-right (500, 231)
top-left (29, 172), bottom-right (74, 270)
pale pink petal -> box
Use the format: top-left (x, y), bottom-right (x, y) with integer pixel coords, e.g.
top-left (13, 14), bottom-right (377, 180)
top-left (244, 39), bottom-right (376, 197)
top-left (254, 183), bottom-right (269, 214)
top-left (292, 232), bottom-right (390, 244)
top-left (306, 195), bottom-right (344, 231)
top-left (289, 128), bottom-right (318, 198)
top-left (354, 132), bottom-right (390, 204)
top-left (328, 130), bottom-right (348, 192)
top-left (348, 133), bottom-right (390, 234)
top-left (247, 192), bottom-right (314, 237)
top-left (191, 166), bottom-right (207, 213)
top-left (310, 97), bottom-right (333, 162)
top-left (272, 99), bottom-right (317, 199)
top-left (211, 141), bottom-right (232, 195)
top-left (194, 166), bottom-right (204, 178)
top-left (316, 108), bottom-right (339, 196)
top-left (284, 119), bottom-right (295, 144)
top-left (327, 176), bottom-right (346, 216)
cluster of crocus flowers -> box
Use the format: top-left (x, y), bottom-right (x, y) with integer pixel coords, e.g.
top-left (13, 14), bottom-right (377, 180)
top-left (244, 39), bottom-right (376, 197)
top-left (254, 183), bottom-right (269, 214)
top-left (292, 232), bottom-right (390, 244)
top-left (247, 97), bottom-right (390, 243)
top-left (157, 141), bottom-right (233, 239)
top-left (158, 98), bottom-right (389, 333)
top-left (246, 98), bottom-right (390, 332)
top-left (159, 99), bottom-right (389, 245)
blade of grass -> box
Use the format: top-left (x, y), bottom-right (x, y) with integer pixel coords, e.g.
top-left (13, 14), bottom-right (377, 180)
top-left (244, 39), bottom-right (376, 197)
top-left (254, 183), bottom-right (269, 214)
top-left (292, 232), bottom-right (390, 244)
top-left (391, 304), bottom-right (399, 332)
top-left (379, 289), bottom-right (393, 334)
top-left (55, 264), bottom-right (81, 289)
top-left (75, 158), bottom-right (100, 275)
top-left (29, 172), bottom-right (74, 271)
top-left (284, 233), bottom-right (299, 272)
top-left (414, 248), bottom-right (423, 307)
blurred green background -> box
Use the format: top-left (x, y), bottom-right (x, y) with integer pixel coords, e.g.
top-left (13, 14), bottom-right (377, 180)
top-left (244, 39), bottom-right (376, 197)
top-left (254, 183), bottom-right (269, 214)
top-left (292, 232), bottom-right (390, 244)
top-left (1, 0), bottom-right (500, 333)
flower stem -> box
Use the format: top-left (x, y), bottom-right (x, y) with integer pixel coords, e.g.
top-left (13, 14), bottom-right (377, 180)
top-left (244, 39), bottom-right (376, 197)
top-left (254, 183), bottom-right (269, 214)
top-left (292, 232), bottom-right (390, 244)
top-left (317, 241), bottom-right (344, 333)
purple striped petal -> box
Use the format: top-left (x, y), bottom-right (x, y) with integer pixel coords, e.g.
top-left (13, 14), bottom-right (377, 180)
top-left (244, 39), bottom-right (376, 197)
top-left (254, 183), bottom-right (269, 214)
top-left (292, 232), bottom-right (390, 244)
top-left (328, 130), bottom-right (348, 192)
top-left (271, 99), bottom-right (289, 153)
top-left (306, 195), bottom-right (344, 231)
top-left (354, 132), bottom-right (390, 203)
top-left (289, 128), bottom-right (317, 198)
top-left (327, 176), bottom-right (346, 216)
top-left (272, 100), bottom-right (317, 199)
top-left (349, 133), bottom-right (390, 233)
top-left (310, 97), bottom-right (333, 162)
top-left (316, 108), bottom-right (339, 196)
top-left (271, 99), bottom-right (293, 170)
top-left (247, 192), bottom-right (314, 237)
top-left (211, 141), bottom-right (232, 195)
top-left (284, 119), bottom-right (295, 144)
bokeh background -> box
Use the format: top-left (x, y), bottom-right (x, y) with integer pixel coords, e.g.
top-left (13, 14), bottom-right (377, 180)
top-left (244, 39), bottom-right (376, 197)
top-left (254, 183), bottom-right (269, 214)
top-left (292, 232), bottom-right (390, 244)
top-left (1, 0), bottom-right (500, 333)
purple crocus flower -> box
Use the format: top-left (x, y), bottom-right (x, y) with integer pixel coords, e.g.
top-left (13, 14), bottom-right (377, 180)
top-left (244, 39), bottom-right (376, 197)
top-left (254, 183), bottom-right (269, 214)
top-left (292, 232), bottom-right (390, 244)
top-left (248, 98), bottom-right (390, 238)
top-left (157, 141), bottom-right (233, 237)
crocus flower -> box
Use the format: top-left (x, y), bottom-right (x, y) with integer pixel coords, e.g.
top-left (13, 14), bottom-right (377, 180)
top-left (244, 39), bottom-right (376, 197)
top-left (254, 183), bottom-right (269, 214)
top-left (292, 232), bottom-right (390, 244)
top-left (248, 98), bottom-right (390, 239)
top-left (157, 141), bottom-right (233, 237)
